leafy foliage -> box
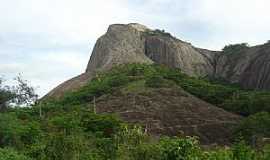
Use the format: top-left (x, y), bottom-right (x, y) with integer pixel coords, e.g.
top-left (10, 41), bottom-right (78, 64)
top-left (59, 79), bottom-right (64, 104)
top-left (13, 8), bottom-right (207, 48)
top-left (0, 76), bottom-right (38, 111)
top-left (159, 137), bottom-right (202, 160)
top-left (0, 113), bottom-right (41, 149)
top-left (0, 103), bottom-right (269, 159)
top-left (0, 148), bottom-right (31, 160)
top-left (235, 112), bottom-right (270, 144)
top-left (1, 63), bottom-right (270, 159)
top-left (144, 29), bottom-right (172, 37)
top-left (222, 43), bottom-right (249, 55)
top-left (222, 91), bottom-right (270, 116)
top-left (0, 79), bottom-right (16, 111)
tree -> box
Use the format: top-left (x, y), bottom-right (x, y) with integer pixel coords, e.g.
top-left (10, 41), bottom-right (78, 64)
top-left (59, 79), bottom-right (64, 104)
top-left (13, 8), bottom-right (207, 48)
top-left (0, 75), bottom-right (38, 111)
top-left (11, 75), bottom-right (38, 106)
top-left (222, 43), bottom-right (249, 55)
top-left (0, 78), bottom-right (16, 111)
top-left (235, 112), bottom-right (270, 145)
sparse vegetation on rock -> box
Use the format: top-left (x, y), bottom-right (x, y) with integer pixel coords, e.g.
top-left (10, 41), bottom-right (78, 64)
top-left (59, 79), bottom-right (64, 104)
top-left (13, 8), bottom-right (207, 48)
top-left (222, 43), bottom-right (249, 55)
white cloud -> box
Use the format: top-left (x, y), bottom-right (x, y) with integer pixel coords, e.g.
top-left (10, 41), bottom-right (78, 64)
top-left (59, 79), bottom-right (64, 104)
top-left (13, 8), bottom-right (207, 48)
top-left (182, 0), bottom-right (270, 49)
top-left (0, 0), bottom-right (270, 96)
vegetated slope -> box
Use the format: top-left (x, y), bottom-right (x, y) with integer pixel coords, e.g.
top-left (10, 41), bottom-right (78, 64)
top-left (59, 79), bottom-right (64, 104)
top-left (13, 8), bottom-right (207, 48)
top-left (46, 23), bottom-right (270, 99)
top-left (55, 64), bottom-right (242, 145)
top-left (2, 64), bottom-right (270, 159)
top-left (95, 85), bottom-right (240, 145)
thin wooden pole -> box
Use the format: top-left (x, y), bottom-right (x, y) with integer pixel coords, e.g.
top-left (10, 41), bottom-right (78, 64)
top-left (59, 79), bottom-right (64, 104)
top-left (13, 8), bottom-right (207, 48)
top-left (93, 96), bottom-right (96, 114)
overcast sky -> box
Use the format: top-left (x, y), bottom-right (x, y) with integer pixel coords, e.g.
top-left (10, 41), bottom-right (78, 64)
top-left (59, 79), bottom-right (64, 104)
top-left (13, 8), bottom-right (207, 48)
top-left (1, 0), bottom-right (270, 97)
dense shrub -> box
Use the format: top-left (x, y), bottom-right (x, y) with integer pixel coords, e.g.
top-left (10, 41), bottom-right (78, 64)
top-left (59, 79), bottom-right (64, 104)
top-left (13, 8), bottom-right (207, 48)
top-left (80, 112), bottom-right (122, 137)
top-left (159, 137), bottom-right (202, 160)
top-left (144, 29), bottom-right (172, 37)
top-left (145, 74), bottom-right (170, 88)
top-left (1, 104), bottom-right (270, 159)
top-left (222, 43), bottom-right (249, 55)
top-left (0, 148), bottom-right (31, 160)
top-left (235, 112), bottom-right (270, 144)
top-left (0, 113), bottom-right (41, 149)
top-left (222, 92), bottom-right (270, 116)
top-left (44, 132), bottom-right (93, 160)
top-left (1, 64), bottom-right (270, 159)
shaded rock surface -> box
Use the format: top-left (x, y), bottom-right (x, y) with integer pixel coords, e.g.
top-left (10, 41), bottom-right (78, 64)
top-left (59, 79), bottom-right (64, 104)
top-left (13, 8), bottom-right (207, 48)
top-left (216, 44), bottom-right (270, 90)
top-left (46, 23), bottom-right (270, 97)
top-left (95, 86), bottom-right (241, 145)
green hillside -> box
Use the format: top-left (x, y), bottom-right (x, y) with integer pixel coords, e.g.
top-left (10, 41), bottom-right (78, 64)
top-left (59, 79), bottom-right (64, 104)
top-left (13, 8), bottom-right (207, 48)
top-left (1, 64), bottom-right (270, 160)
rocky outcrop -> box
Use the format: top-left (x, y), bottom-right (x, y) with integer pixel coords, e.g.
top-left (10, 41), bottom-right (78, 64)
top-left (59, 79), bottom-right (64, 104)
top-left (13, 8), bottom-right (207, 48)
top-left (46, 23), bottom-right (270, 98)
top-left (85, 24), bottom-right (153, 74)
top-left (46, 23), bottom-right (214, 98)
top-left (144, 35), bottom-right (214, 76)
top-left (85, 23), bottom-right (214, 76)
top-left (95, 86), bottom-right (241, 145)
top-left (214, 43), bottom-right (270, 89)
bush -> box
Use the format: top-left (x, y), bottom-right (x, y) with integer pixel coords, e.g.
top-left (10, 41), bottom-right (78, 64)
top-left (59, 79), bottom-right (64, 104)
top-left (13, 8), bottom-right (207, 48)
top-left (203, 149), bottom-right (233, 160)
top-left (81, 112), bottom-right (122, 137)
top-left (159, 137), bottom-right (202, 160)
top-left (222, 91), bottom-right (270, 116)
top-left (232, 141), bottom-right (256, 160)
top-left (234, 112), bottom-right (270, 144)
top-left (145, 74), bottom-right (166, 88)
top-left (144, 29), bottom-right (172, 37)
top-left (44, 132), bottom-right (93, 160)
top-left (0, 113), bottom-right (41, 149)
top-left (222, 43), bottom-right (249, 55)
top-left (0, 148), bottom-right (31, 160)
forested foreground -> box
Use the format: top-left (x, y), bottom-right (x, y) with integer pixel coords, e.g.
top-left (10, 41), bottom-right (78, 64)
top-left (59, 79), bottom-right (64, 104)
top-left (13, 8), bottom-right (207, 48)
top-left (1, 105), bottom-right (270, 160)
top-left (1, 64), bottom-right (270, 160)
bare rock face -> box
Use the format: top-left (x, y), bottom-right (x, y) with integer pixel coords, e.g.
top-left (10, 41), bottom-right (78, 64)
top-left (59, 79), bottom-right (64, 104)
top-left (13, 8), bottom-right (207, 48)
top-left (144, 36), bottom-right (214, 76)
top-left (85, 24), bottom-right (153, 74)
top-left (240, 48), bottom-right (270, 90)
top-left (45, 73), bottom-right (92, 98)
top-left (215, 43), bottom-right (270, 90)
top-left (46, 23), bottom-right (270, 98)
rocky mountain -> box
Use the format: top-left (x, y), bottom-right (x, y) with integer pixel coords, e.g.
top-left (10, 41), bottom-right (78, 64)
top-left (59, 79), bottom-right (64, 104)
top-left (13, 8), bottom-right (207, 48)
top-left (46, 23), bottom-right (213, 98)
top-left (45, 23), bottom-right (270, 144)
top-left (46, 23), bottom-right (270, 98)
